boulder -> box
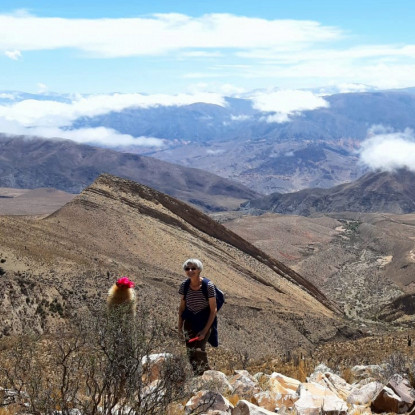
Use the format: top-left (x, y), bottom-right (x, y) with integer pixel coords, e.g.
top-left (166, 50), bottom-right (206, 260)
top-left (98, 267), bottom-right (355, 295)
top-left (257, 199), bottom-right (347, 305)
top-left (311, 371), bottom-right (353, 400)
top-left (295, 382), bottom-right (347, 415)
top-left (268, 372), bottom-right (300, 407)
top-left (308, 364), bottom-right (334, 382)
top-left (192, 370), bottom-right (234, 395)
top-left (371, 385), bottom-right (409, 414)
top-left (141, 352), bottom-right (174, 382)
top-left (232, 399), bottom-right (277, 414)
top-left (387, 374), bottom-right (415, 411)
top-left (252, 391), bottom-right (279, 412)
top-left (350, 365), bottom-right (384, 383)
top-left (228, 370), bottom-right (261, 399)
top-left (185, 390), bottom-right (233, 414)
top-left (347, 381), bottom-right (383, 405)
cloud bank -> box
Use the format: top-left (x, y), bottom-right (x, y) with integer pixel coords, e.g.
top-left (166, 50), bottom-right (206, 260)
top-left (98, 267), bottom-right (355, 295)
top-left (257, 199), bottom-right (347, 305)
top-left (360, 128), bottom-right (415, 172)
top-left (250, 90), bottom-right (330, 123)
top-left (0, 92), bottom-right (226, 147)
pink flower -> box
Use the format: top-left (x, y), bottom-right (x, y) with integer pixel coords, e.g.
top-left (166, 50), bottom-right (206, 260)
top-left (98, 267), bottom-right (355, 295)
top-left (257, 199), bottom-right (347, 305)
top-left (116, 277), bottom-right (135, 288)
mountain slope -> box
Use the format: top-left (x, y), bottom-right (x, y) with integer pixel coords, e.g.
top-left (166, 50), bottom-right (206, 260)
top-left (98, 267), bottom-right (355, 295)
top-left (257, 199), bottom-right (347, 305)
top-left (242, 169), bottom-right (415, 216)
top-left (0, 174), bottom-right (348, 358)
top-left (0, 134), bottom-right (260, 212)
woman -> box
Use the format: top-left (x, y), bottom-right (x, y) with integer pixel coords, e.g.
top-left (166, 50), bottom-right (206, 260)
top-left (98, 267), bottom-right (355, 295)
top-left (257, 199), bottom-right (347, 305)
top-left (178, 258), bottom-right (217, 375)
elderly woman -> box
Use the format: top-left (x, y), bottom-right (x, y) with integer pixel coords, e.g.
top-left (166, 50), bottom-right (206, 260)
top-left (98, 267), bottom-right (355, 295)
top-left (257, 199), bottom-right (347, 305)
top-left (178, 258), bottom-right (217, 375)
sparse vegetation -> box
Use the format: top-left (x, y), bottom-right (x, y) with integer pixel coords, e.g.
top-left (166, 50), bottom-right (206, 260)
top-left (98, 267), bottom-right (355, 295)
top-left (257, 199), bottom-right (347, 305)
top-left (0, 302), bottom-right (193, 415)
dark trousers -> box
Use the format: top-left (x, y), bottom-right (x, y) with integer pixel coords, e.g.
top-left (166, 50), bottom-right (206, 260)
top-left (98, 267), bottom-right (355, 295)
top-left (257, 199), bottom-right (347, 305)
top-left (183, 320), bottom-right (211, 375)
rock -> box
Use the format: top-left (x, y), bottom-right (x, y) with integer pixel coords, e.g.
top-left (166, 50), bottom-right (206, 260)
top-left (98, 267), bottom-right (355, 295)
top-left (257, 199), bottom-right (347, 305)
top-left (228, 370), bottom-right (261, 399)
top-left (347, 381), bottom-right (383, 405)
top-left (295, 382), bottom-right (348, 415)
top-left (166, 401), bottom-right (185, 415)
top-left (232, 399), bottom-right (277, 414)
top-left (387, 374), bottom-right (415, 411)
top-left (268, 372), bottom-right (300, 407)
top-left (185, 390), bottom-right (233, 414)
top-left (350, 365), bottom-right (384, 383)
top-left (308, 364), bottom-right (334, 381)
top-left (371, 385), bottom-right (408, 414)
top-left (192, 370), bottom-right (234, 395)
top-left (310, 371), bottom-right (352, 400)
top-left (141, 352), bottom-right (173, 382)
top-left (252, 391), bottom-right (279, 412)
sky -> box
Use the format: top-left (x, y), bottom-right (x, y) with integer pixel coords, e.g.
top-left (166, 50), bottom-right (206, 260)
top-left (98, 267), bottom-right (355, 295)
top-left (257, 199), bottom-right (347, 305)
top-left (1, 0), bottom-right (415, 170)
top-left (1, 0), bottom-right (415, 95)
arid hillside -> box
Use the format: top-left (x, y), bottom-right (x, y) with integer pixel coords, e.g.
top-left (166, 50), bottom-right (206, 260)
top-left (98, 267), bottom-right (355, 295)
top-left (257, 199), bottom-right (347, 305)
top-left (0, 174), bottom-right (353, 359)
top-left (0, 187), bottom-right (75, 215)
top-left (222, 211), bottom-right (415, 323)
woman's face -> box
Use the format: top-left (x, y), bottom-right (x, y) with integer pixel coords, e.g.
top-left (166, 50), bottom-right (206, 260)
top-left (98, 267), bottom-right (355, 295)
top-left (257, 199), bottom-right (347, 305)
top-left (184, 263), bottom-right (201, 278)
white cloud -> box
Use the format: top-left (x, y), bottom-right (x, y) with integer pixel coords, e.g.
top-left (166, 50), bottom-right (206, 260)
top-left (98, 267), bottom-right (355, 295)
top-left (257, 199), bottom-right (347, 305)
top-left (261, 113), bottom-right (291, 124)
top-left (0, 92), bottom-right (225, 127)
top-left (0, 12), bottom-right (341, 57)
top-left (230, 114), bottom-right (251, 121)
top-left (359, 128), bottom-right (415, 172)
top-left (4, 50), bottom-right (21, 60)
top-left (0, 91), bottom-right (225, 147)
top-left (250, 90), bottom-right (329, 123)
top-left (0, 117), bottom-right (164, 147)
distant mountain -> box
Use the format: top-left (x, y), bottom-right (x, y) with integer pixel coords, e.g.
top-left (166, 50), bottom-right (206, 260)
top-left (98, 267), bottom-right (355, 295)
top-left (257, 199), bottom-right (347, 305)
top-left (0, 134), bottom-right (260, 212)
top-left (241, 169), bottom-right (415, 216)
top-left (2, 88), bottom-right (415, 194)
top-left (82, 89), bottom-right (415, 193)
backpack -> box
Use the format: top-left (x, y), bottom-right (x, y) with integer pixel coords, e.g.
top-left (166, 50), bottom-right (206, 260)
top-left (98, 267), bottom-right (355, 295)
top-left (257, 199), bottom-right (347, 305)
top-left (183, 277), bottom-right (225, 311)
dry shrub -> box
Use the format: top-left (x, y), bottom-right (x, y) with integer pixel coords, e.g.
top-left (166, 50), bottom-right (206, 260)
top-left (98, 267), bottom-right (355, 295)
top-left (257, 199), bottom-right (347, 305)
top-left (0, 301), bottom-right (193, 415)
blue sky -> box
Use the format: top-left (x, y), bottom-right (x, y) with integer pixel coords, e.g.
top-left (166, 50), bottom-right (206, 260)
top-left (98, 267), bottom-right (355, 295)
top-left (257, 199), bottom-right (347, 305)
top-left (1, 0), bottom-right (415, 95)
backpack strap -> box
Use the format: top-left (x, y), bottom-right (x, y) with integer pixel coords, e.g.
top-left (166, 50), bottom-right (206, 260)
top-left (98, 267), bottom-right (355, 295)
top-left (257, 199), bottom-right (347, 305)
top-left (201, 278), bottom-right (210, 301)
top-left (183, 278), bottom-right (191, 298)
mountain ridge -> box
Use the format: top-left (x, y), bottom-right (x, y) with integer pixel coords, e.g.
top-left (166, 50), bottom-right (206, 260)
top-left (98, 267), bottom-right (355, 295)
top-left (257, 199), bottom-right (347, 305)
top-left (0, 134), bottom-right (260, 212)
top-left (241, 169), bottom-right (415, 216)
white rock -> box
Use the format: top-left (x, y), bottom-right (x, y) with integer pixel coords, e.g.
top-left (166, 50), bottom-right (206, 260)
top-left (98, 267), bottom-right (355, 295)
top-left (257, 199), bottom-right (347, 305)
top-left (232, 399), bottom-right (277, 414)
top-left (185, 390), bottom-right (233, 415)
top-left (192, 370), bottom-right (234, 395)
top-left (347, 381), bottom-right (384, 405)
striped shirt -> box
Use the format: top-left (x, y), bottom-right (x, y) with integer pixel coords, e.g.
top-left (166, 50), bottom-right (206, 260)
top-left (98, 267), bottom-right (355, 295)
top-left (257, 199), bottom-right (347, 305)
top-left (179, 279), bottom-right (216, 314)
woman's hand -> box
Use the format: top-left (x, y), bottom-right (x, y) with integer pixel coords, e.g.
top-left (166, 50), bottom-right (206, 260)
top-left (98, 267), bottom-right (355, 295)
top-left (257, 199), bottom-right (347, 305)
top-left (197, 331), bottom-right (207, 340)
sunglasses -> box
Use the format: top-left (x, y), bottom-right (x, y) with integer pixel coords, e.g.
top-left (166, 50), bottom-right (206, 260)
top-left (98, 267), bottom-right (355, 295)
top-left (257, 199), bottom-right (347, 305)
top-left (184, 267), bottom-right (198, 271)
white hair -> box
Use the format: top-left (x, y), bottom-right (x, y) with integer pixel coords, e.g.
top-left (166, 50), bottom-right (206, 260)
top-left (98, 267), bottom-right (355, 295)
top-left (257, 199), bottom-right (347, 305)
top-left (182, 258), bottom-right (203, 271)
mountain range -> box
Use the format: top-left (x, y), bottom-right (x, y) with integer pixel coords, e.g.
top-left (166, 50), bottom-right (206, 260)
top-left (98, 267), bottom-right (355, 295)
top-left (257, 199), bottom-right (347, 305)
top-left (240, 169), bottom-right (415, 216)
top-left (0, 134), bottom-right (259, 212)
top-left (2, 88), bottom-right (415, 195)
top-left (76, 89), bottom-right (415, 193)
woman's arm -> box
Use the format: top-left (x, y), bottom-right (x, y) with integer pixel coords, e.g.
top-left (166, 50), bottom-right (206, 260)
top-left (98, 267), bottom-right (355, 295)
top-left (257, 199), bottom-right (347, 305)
top-left (198, 296), bottom-right (217, 340)
top-left (178, 296), bottom-right (186, 335)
